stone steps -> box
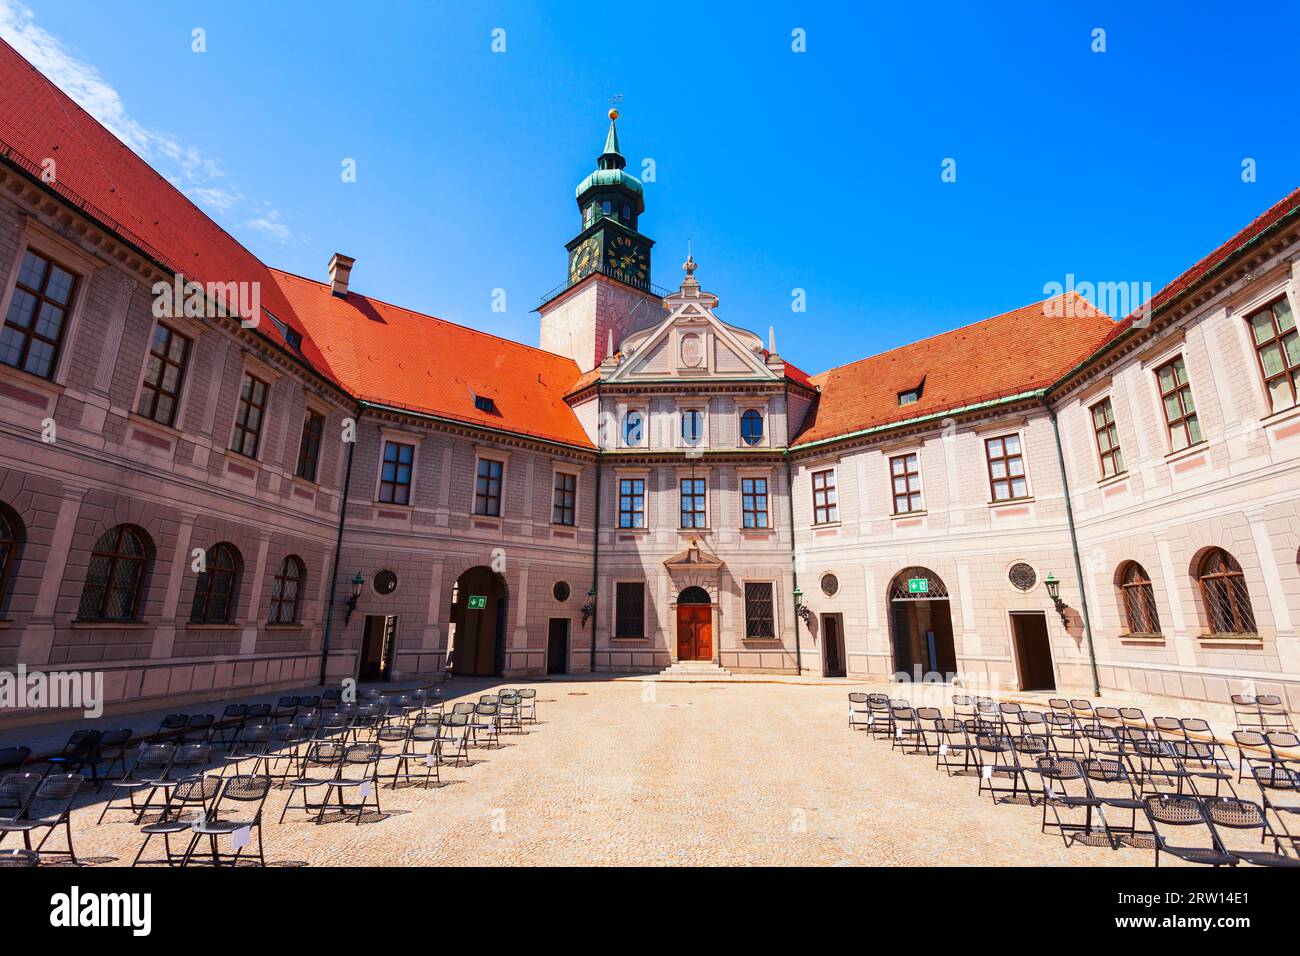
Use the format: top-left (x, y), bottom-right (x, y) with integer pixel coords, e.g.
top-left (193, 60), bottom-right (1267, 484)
top-left (659, 661), bottom-right (732, 677)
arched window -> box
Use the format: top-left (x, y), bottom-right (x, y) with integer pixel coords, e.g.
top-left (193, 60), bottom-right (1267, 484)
top-left (190, 542), bottom-right (241, 624)
top-left (1118, 562), bottom-right (1161, 636)
top-left (677, 586), bottom-right (710, 605)
top-left (0, 504), bottom-right (23, 611)
top-left (1197, 549), bottom-right (1256, 635)
top-left (623, 410), bottom-right (643, 447)
top-left (268, 555), bottom-right (305, 624)
top-left (740, 409), bottom-right (764, 446)
top-left (78, 525), bottom-right (150, 621)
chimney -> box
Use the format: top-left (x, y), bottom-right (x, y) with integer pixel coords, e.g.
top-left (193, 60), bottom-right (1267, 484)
top-left (328, 253), bottom-right (355, 298)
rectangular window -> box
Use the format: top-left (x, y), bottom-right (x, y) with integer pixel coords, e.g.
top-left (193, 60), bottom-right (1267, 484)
top-left (614, 582), bottom-right (645, 638)
top-left (296, 410), bottom-right (325, 482)
top-left (744, 582), bottom-right (775, 638)
top-left (379, 441), bottom-right (414, 505)
top-left (680, 477), bottom-right (706, 529)
top-left (741, 477), bottom-right (769, 529)
top-left (811, 469), bottom-right (838, 525)
top-left (552, 471), bottom-right (576, 526)
top-left (1247, 296), bottom-right (1299, 413)
top-left (889, 453), bottom-right (923, 513)
top-left (474, 458), bottom-right (504, 516)
top-left (137, 323), bottom-right (191, 427)
top-left (1155, 357), bottom-right (1202, 451)
top-left (985, 434), bottom-right (1029, 501)
top-left (1090, 398), bottom-right (1125, 479)
top-left (1, 249), bottom-right (77, 380)
top-left (618, 478), bottom-right (645, 529)
top-left (230, 373), bottom-right (268, 458)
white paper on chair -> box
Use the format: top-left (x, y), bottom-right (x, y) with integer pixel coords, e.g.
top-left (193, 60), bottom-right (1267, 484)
top-left (867, 716), bottom-right (874, 725)
top-left (231, 825), bottom-right (251, 850)
top-left (425, 754), bottom-right (438, 767)
top-left (982, 765), bottom-right (993, 780)
top-left (1045, 784), bottom-right (1057, 800)
top-left (895, 728), bottom-right (902, 739)
top-left (939, 744), bottom-right (948, 756)
top-left (190, 813), bottom-right (207, 831)
top-left (359, 781), bottom-right (374, 799)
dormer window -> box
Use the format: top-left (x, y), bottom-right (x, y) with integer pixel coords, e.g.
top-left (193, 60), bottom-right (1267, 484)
top-left (898, 380), bottom-right (924, 406)
top-left (473, 394), bottom-right (497, 414)
top-left (266, 311), bottom-right (302, 352)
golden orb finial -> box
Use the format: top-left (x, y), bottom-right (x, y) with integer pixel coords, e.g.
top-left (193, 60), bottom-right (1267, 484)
top-left (608, 108), bottom-right (619, 121)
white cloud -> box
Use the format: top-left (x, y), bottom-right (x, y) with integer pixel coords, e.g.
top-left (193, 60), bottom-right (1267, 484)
top-left (0, 0), bottom-right (294, 244)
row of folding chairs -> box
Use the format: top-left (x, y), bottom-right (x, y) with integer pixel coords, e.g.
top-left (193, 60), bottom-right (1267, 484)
top-left (848, 691), bottom-right (1299, 866)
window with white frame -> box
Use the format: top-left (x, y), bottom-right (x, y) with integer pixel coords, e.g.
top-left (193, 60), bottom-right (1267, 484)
top-left (811, 469), bottom-right (837, 525)
top-left (984, 434), bottom-right (1028, 501)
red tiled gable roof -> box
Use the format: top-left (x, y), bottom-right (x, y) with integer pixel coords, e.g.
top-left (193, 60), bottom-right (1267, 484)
top-left (793, 294), bottom-right (1116, 446)
top-left (0, 39), bottom-right (318, 365)
top-left (272, 270), bottom-right (593, 448)
top-left (1106, 187), bottom-right (1300, 342)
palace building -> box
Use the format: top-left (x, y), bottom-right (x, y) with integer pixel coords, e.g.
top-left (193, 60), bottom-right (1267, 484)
top-left (0, 38), bottom-right (1298, 726)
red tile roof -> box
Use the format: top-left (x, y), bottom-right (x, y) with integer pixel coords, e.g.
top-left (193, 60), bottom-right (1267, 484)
top-left (0, 38), bottom-right (315, 364)
top-left (792, 294), bottom-right (1116, 446)
top-left (272, 270), bottom-right (593, 447)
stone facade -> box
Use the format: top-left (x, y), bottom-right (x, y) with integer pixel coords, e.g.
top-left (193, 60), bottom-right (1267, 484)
top-left (1, 96), bottom-right (1299, 728)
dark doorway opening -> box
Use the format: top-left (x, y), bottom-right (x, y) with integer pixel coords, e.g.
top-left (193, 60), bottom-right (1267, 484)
top-left (449, 566), bottom-right (508, 676)
top-left (547, 618), bottom-right (569, 675)
top-left (888, 567), bottom-right (957, 679)
top-left (1011, 611), bottom-right (1056, 691)
top-left (359, 614), bottom-right (397, 682)
top-left (821, 614), bottom-right (845, 677)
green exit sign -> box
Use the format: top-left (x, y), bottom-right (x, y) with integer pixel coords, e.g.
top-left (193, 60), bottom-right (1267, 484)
top-left (467, 595), bottom-right (487, 610)
top-left (907, 578), bottom-right (929, 595)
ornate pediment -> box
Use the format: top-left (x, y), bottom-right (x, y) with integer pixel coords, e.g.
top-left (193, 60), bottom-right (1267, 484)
top-left (611, 262), bottom-right (778, 384)
top-left (663, 537), bottom-right (727, 572)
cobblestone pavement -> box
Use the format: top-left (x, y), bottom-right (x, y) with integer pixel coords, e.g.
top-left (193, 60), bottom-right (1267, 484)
top-left (51, 679), bottom-right (1174, 866)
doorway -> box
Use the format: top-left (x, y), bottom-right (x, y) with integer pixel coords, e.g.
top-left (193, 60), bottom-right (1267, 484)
top-left (449, 566), bottom-right (508, 676)
top-left (675, 586), bottom-right (712, 661)
top-left (547, 618), bottom-right (569, 675)
top-left (359, 614), bottom-right (397, 682)
top-left (821, 614), bottom-right (845, 677)
top-left (887, 567), bottom-right (957, 679)
top-left (1011, 611), bottom-right (1056, 691)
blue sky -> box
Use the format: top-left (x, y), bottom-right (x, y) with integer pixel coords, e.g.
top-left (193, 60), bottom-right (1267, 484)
top-left (3, 0), bottom-right (1298, 375)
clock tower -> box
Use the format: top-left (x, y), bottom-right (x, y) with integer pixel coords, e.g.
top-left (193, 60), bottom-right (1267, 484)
top-left (539, 110), bottom-right (667, 373)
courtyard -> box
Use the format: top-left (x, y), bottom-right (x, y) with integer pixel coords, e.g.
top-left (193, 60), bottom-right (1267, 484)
top-left (23, 677), bottom-right (1191, 868)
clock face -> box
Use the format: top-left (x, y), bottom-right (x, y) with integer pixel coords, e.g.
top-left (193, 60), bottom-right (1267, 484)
top-left (569, 236), bottom-right (600, 282)
top-left (606, 234), bottom-right (648, 285)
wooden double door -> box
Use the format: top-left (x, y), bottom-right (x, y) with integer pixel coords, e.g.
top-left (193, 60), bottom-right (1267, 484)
top-left (676, 605), bottom-right (713, 661)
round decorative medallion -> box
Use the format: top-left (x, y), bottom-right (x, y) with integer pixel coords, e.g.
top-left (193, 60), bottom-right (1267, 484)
top-left (1008, 563), bottom-right (1037, 592)
top-left (680, 332), bottom-right (704, 368)
top-left (820, 573), bottom-right (839, 597)
top-left (553, 581), bottom-right (571, 602)
top-left (373, 569), bottom-right (398, 596)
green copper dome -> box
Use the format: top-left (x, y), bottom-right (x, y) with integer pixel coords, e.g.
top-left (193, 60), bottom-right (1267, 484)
top-left (575, 115), bottom-right (645, 213)
top-left (575, 167), bottom-right (644, 201)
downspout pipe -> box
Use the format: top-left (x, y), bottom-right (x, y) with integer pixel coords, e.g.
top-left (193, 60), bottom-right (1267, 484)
top-left (589, 381), bottom-right (603, 673)
top-left (1043, 399), bottom-right (1101, 697)
top-left (320, 402), bottom-right (364, 686)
